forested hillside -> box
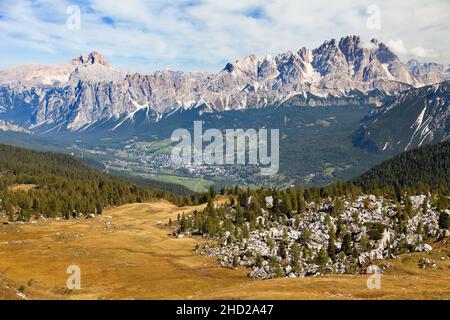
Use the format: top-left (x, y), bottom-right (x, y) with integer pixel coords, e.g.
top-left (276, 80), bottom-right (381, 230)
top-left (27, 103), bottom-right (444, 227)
top-left (0, 144), bottom-right (206, 221)
top-left (351, 141), bottom-right (450, 191)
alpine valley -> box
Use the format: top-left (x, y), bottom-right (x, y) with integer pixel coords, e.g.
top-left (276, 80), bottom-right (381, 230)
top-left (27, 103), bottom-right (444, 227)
top-left (0, 35), bottom-right (449, 191)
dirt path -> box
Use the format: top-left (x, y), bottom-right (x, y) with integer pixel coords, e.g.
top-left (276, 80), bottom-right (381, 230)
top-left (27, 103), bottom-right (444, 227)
top-left (1, 200), bottom-right (450, 300)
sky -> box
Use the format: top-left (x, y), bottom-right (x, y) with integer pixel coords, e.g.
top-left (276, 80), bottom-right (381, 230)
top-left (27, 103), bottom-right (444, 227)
top-left (0, 0), bottom-right (449, 73)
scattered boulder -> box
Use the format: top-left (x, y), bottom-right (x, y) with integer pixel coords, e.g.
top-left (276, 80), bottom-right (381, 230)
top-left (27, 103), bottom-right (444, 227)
top-left (265, 196), bottom-right (273, 208)
top-left (369, 249), bottom-right (383, 260)
top-left (418, 257), bottom-right (436, 269)
top-left (249, 267), bottom-right (269, 279)
top-left (414, 244), bottom-right (432, 252)
top-left (381, 262), bottom-right (390, 270)
top-left (284, 265), bottom-right (293, 275)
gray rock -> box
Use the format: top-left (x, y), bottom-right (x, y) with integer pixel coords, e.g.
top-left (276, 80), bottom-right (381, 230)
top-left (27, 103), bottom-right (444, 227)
top-left (414, 244), bottom-right (432, 252)
top-left (249, 267), bottom-right (269, 279)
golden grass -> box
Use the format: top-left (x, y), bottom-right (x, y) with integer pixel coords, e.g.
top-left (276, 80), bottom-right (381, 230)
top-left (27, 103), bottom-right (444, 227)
top-left (7, 184), bottom-right (37, 192)
top-left (1, 198), bottom-right (449, 300)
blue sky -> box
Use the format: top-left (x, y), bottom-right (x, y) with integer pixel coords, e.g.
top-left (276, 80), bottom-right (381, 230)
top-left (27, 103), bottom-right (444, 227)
top-left (0, 0), bottom-right (449, 73)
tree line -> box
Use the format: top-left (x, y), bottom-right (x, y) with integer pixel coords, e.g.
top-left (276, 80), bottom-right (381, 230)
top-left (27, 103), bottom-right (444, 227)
top-left (0, 144), bottom-right (209, 221)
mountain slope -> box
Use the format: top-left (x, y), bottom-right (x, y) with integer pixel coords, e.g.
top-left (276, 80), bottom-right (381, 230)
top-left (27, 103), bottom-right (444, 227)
top-left (351, 141), bottom-right (450, 190)
top-left (353, 80), bottom-right (450, 152)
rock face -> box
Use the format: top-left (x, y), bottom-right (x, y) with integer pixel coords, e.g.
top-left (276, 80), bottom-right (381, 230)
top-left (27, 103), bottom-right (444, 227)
top-left (0, 35), bottom-right (449, 132)
top-left (354, 80), bottom-right (450, 152)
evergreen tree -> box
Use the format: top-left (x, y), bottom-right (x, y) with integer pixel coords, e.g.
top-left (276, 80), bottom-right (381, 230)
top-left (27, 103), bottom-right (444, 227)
top-left (232, 256), bottom-right (239, 268)
top-left (96, 203), bottom-right (103, 215)
top-left (255, 254), bottom-right (263, 268)
top-left (290, 243), bottom-right (301, 264)
top-left (278, 241), bottom-right (287, 259)
top-left (327, 233), bottom-right (336, 262)
top-left (269, 257), bottom-right (283, 278)
top-left (342, 233), bottom-right (352, 255)
top-left (179, 213), bottom-right (188, 233)
top-left (315, 248), bottom-right (329, 268)
top-left (439, 212), bottom-right (449, 229)
top-left (208, 185), bottom-right (216, 199)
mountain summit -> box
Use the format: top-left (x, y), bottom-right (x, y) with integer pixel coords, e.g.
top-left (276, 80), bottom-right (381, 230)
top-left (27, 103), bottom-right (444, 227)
top-left (0, 51), bottom-right (120, 87)
top-left (72, 51), bottom-right (110, 67)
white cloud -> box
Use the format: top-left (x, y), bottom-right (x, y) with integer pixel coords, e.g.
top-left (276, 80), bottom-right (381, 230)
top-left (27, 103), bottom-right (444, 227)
top-left (388, 39), bottom-right (408, 55)
top-left (410, 46), bottom-right (439, 58)
top-left (0, 0), bottom-right (449, 72)
top-left (387, 40), bottom-right (439, 60)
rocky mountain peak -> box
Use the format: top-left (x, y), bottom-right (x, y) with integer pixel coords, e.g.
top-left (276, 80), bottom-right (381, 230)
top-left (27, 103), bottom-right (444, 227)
top-left (370, 38), bottom-right (379, 45)
top-left (223, 62), bottom-right (234, 73)
top-left (406, 59), bottom-right (421, 68)
top-left (72, 51), bottom-right (109, 67)
top-left (297, 47), bottom-right (312, 62)
top-left (339, 34), bottom-right (362, 47)
top-left (374, 42), bottom-right (398, 64)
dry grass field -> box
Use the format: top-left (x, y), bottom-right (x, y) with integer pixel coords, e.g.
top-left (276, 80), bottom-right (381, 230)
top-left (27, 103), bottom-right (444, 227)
top-left (7, 184), bottom-right (37, 192)
top-left (1, 199), bottom-right (449, 300)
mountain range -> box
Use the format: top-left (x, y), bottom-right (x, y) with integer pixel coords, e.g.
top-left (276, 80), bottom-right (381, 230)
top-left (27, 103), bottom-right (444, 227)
top-left (1, 35), bottom-right (449, 134)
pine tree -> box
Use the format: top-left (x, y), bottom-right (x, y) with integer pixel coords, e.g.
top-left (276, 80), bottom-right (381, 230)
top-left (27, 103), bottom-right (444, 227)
top-left (283, 193), bottom-right (293, 217)
top-left (269, 257), bottom-right (283, 278)
top-left (360, 234), bottom-right (370, 251)
top-left (208, 185), bottom-right (216, 199)
top-left (332, 198), bottom-right (344, 216)
top-left (242, 225), bottom-right (250, 239)
top-left (327, 232), bottom-right (336, 262)
top-left (232, 256), bottom-right (239, 268)
top-left (290, 243), bottom-right (301, 264)
top-left (342, 233), bottom-right (352, 255)
top-left (255, 254), bottom-right (263, 268)
top-left (315, 248), bottom-right (329, 267)
top-left (267, 237), bottom-right (275, 249)
top-left (422, 197), bottom-right (429, 215)
top-left (297, 196), bottom-right (306, 214)
top-left (289, 188), bottom-right (298, 212)
top-left (439, 212), bottom-right (449, 229)
top-left (96, 203), bottom-right (103, 215)
top-left (179, 213), bottom-right (188, 233)
top-left (278, 241), bottom-right (287, 259)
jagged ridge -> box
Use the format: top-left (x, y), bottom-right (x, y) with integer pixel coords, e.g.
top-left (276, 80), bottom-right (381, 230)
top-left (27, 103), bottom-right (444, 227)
top-left (0, 35), bottom-right (449, 132)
